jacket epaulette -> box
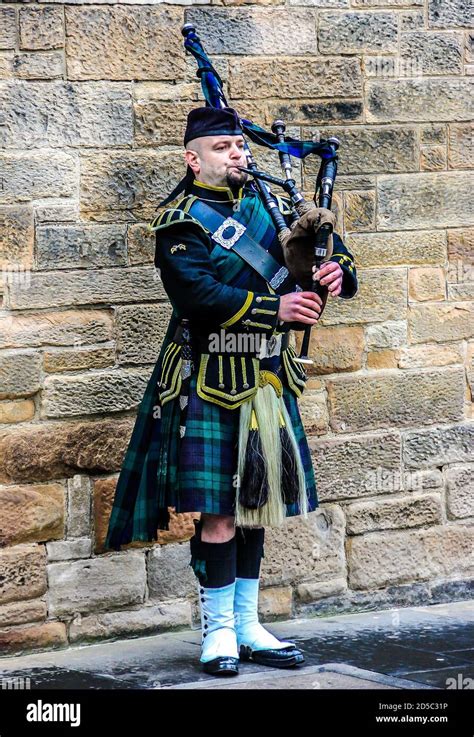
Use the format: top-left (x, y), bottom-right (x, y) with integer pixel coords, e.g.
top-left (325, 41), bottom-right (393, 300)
top-left (148, 195), bottom-right (210, 235)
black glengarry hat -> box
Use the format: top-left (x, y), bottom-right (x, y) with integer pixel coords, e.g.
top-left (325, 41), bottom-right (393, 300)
top-left (184, 106), bottom-right (244, 146)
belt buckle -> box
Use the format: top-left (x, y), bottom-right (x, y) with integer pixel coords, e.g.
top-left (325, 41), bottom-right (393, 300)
top-left (270, 266), bottom-right (289, 290)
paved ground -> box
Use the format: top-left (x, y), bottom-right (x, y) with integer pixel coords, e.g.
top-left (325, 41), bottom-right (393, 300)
top-left (0, 599), bottom-right (473, 690)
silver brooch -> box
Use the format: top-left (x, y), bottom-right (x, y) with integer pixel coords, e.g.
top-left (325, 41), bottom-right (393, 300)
top-left (212, 218), bottom-right (246, 250)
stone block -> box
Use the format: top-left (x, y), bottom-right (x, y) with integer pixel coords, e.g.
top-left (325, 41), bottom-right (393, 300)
top-left (327, 368), bottom-right (465, 432)
top-left (309, 430), bottom-right (402, 500)
top-left (48, 553), bottom-right (146, 617)
top-left (0, 483), bottom-right (65, 547)
top-left (0, 545), bottom-right (47, 607)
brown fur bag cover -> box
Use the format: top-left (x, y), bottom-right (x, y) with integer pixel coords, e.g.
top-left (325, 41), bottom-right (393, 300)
top-left (279, 206), bottom-right (335, 290)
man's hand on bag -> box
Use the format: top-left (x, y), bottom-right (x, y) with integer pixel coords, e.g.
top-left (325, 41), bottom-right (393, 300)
top-left (277, 291), bottom-right (323, 324)
top-left (313, 262), bottom-right (343, 298)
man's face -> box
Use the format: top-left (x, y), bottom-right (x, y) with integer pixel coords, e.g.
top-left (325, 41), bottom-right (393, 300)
top-left (185, 134), bottom-right (248, 190)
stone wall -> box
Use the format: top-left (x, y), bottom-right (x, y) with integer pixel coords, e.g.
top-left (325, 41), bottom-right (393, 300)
top-left (0, 0), bottom-right (473, 656)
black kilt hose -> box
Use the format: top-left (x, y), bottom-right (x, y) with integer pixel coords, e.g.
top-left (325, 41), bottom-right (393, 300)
top-left (104, 181), bottom-right (358, 551)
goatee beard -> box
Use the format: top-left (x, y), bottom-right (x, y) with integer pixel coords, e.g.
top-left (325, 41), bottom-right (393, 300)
top-left (226, 169), bottom-right (248, 192)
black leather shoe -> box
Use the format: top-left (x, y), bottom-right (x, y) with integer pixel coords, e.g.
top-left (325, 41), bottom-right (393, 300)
top-left (202, 656), bottom-right (240, 676)
top-left (239, 644), bottom-right (305, 668)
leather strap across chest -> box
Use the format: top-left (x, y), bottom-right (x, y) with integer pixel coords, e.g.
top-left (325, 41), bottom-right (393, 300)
top-left (188, 198), bottom-right (297, 295)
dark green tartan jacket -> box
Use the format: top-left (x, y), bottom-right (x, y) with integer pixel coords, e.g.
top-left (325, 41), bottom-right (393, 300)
top-left (104, 179), bottom-right (357, 550)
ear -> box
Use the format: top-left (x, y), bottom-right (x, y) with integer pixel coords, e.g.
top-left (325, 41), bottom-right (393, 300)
top-left (185, 148), bottom-right (200, 176)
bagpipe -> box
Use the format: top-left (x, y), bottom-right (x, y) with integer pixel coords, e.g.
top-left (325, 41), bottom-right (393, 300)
top-left (180, 23), bottom-right (340, 365)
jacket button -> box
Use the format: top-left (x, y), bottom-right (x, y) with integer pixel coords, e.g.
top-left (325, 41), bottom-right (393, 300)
top-left (219, 383), bottom-right (225, 389)
top-left (243, 383), bottom-right (249, 389)
top-left (256, 296), bottom-right (262, 303)
top-left (203, 633), bottom-right (207, 638)
top-left (251, 309), bottom-right (257, 314)
top-left (204, 615), bottom-right (208, 620)
top-left (230, 389), bottom-right (237, 395)
top-left (200, 598), bottom-right (205, 602)
top-left (204, 624), bottom-right (208, 629)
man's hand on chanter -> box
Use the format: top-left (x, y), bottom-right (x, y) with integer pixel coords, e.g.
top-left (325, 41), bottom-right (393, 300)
top-left (277, 291), bottom-right (323, 325)
top-left (312, 261), bottom-right (343, 297)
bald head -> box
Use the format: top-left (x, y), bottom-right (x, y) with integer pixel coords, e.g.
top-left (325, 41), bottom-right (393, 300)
top-left (184, 134), bottom-right (248, 191)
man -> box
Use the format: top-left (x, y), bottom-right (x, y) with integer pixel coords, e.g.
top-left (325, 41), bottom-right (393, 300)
top-left (105, 106), bottom-right (357, 677)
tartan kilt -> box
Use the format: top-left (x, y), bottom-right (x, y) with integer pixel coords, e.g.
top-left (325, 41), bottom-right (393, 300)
top-left (105, 363), bottom-right (318, 551)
